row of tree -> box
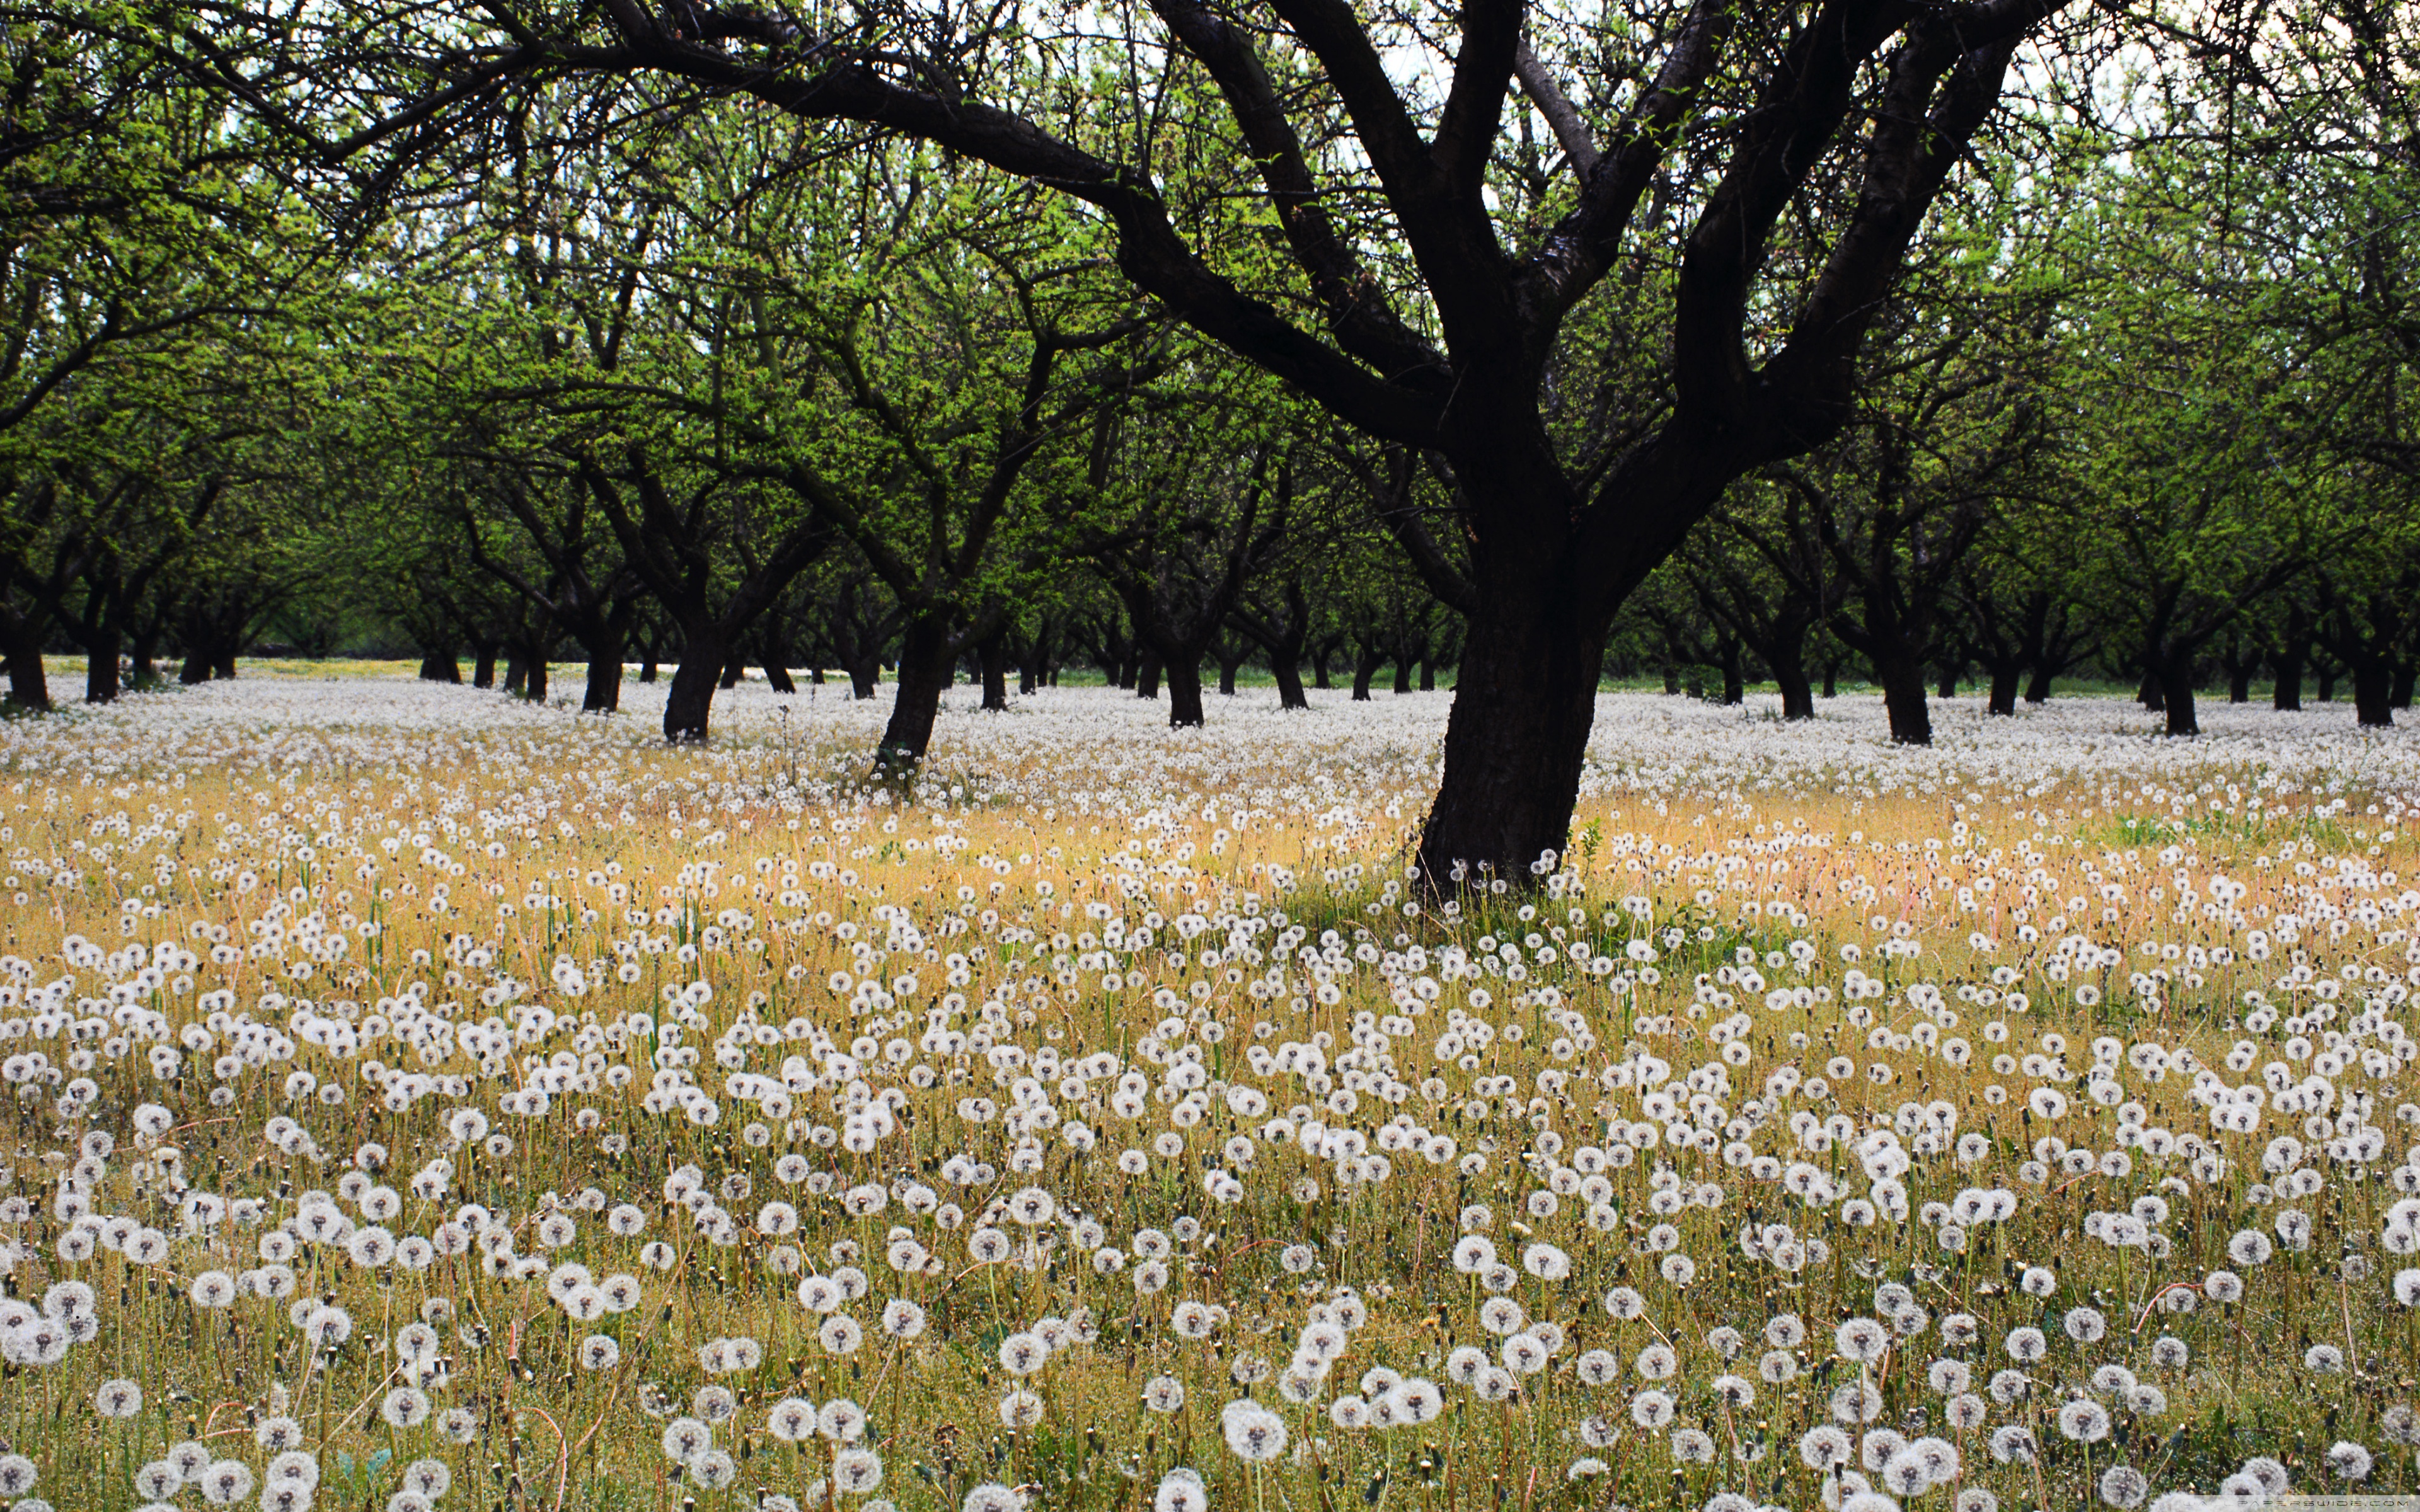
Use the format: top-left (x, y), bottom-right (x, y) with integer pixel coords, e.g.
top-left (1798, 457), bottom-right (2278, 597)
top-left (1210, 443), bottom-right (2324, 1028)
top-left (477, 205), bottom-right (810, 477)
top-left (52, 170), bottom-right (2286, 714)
top-left (0, 0), bottom-right (2411, 882)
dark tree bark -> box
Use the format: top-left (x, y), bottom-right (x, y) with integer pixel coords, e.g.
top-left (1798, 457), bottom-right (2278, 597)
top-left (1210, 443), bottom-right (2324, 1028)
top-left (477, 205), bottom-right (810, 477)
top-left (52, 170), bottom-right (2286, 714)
top-left (2394, 663), bottom-right (2415, 711)
top-left (2153, 656), bottom-right (2198, 737)
top-left (978, 626), bottom-right (1010, 711)
top-left (473, 639), bottom-right (499, 688)
top-left (418, 648), bottom-right (462, 682)
top-left (1230, 578), bottom-right (1315, 710)
top-left (1, 607), bottom-right (47, 710)
top-left (584, 451), bottom-right (833, 742)
top-left (1876, 648), bottom-right (1932, 747)
top-left (2316, 582), bottom-right (2411, 730)
top-left (2271, 608), bottom-right (2310, 709)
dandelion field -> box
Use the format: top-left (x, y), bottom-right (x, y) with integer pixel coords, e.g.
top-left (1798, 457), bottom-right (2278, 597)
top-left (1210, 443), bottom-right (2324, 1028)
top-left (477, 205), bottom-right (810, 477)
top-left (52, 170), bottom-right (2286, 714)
top-left (3, 679), bottom-right (2418, 1512)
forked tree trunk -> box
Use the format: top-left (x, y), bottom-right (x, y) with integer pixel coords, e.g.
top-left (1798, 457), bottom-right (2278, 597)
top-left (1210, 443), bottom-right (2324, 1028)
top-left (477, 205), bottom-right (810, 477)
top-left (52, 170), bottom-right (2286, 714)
top-left (419, 649), bottom-right (461, 683)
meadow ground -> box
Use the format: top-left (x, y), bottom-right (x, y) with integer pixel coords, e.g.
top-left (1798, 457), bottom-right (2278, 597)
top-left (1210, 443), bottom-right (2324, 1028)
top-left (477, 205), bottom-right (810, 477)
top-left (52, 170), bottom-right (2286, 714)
top-left (1, 676), bottom-right (2416, 1512)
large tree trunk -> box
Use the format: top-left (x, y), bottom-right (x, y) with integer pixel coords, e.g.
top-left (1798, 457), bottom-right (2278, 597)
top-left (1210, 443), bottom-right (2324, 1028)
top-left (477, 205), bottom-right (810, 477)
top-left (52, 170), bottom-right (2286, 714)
top-left (85, 624), bottom-right (123, 704)
top-left (1414, 596), bottom-right (1603, 890)
top-left (877, 619), bottom-right (956, 769)
top-left (2351, 658), bottom-right (2394, 728)
top-left (2, 610), bottom-right (49, 711)
top-left (1877, 651), bottom-right (1931, 745)
top-left (664, 621), bottom-right (726, 742)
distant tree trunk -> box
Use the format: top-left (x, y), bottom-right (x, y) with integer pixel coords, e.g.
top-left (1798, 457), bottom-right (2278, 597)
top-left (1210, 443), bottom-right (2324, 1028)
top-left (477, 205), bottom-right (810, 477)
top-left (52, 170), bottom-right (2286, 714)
top-left (1719, 638), bottom-right (1744, 706)
top-left (2316, 663), bottom-right (2336, 702)
top-left (1136, 650), bottom-right (1161, 699)
top-left (2136, 672), bottom-right (2163, 712)
top-left (212, 645), bottom-right (237, 680)
top-left (1822, 660), bottom-right (1838, 699)
top-left (1772, 637), bottom-right (1815, 720)
top-left (524, 651), bottom-right (548, 703)
top-left (2393, 662), bottom-right (2415, 711)
top-left (129, 622), bottom-right (163, 689)
top-left (842, 651), bottom-right (879, 699)
top-left (664, 619), bottom-right (727, 742)
top-left (2022, 665), bottom-right (2053, 704)
top-left (1935, 660), bottom-right (1962, 700)
top-left (85, 624), bottom-right (123, 704)
top-left (475, 639), bottom-right (500, 689)
top-left (1392, 652), bottom-right (1415, 694)
top-left (180, 646), bottom-right (212, 685)
top-left (582, 635), bottom-right (623, 713)
top-left (720, 653), bottom-right (744, 689)
top-left (1216, 644), bottom-right (1247, 696)
top-left (1272, 652), bottom-right (1308, 709)
top-left (2227, 662), bottom-right (2252, 704)
top-left (1420, 656), bottom-right (1437, 690)
top-left (418, 646), bottom-right (461, 683)
top-left (1351, 643), bottom-right (1384, 701)
top-left (1984, 658), bottom-right (2021, 716)
top-left (1166, 657), bottom-right (1206, 728)
top-left (1661, 662), bottom-right (1680, 694)
top-left (2351, 659), bottom-right (2393, 728)
top-left (979, 627), bottom-right (1010, 711)
top-left (2272, 622), bottom-right (2308, 710)
top-left (1876, 651), bottom-right (1931, 745)
top-left (2155, 658), bottom-right (2198, 736)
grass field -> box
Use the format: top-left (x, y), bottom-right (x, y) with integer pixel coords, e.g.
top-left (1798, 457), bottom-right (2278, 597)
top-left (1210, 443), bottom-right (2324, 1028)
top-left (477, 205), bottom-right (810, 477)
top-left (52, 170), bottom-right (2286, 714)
top-left (0, 676), bottom-right (2414, 1512)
